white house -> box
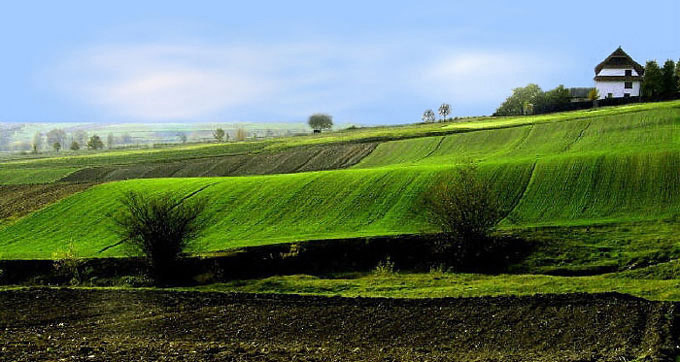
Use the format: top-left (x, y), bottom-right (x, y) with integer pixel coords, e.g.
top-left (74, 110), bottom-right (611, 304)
top-left (594, 47), bottom-right (644, 99)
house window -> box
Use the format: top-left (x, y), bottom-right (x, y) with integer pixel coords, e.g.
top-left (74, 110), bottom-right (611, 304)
top-left (624, 82), bottom-right (633, 89)
top-left (625, 69), bottom-right (632, 76)
top-left (624, 93), bottom-right (631, 98)
top-left (607, 93), bottom-right (613, 98)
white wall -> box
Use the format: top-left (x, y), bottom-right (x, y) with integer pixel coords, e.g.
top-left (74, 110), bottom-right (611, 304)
top-left (596, 68), bottom-right (640, 76)
top-left (596, 80), bottom-right (640, 99)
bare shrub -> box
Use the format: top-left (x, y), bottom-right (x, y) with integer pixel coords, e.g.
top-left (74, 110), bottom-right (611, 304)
top-left (111, 191), bottom-right (208, 285)
top-left (372, 257), bottom-right (396, 276)
top-left (425, 164), bottom-right (504, 268)
top-left (52, 241), bottom-right (85, 285)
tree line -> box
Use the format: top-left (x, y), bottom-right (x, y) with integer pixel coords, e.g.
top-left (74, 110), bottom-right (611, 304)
top-left (495, 58), bottom-right (680, 116)
top-left (28, 130), bottom-right (128, 153)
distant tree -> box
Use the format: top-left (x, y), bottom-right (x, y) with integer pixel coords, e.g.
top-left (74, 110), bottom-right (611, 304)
top-left (120, 132), bottom-right (133, 145)
top-left (73, 130), bottom-right (88, 146)
top-left (438, 103), bottom-right (451, 121)
top-left (422, 109), bottom-right (436, 123)
top-left (87, 135), bottom-right (104, 150)
top-left (70, 141), bottom-right (80, 151)
top-left (235, 128), bottom-right (246, 141)
top-left (494, 84), bottom-right (543, 116)
top-left (661, 59), bottom-right (678, 98)
top-left (53, 142), bottom-right (61, 152)
top-left (642, 60), bottom-right (664, 99)
top-left (106, 133), bottom-right (115, 149)
top-left (308, 113), bottom-right (333, 131)
top-left (46, 129), bottom-right (66, 149)
top-left (533, 85), bottom-right (571, 114)
top-left (587, 88), bottom-right (600, 101)
top-left (676, 58), bottom-right (680, 92)
top-left (177, 132), bottom-right (188, 144)
top-left (31, 132), bottom-right (43, 153)
top-left (110, 191), bottom-right (208, 284)
top-left (212, 128), bottom-right (225, 142)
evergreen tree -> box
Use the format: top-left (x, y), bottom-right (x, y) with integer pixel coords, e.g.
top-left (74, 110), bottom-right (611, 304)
top-left (676, 58), bottom-right (680, 93)
top-left (641, 60), bottom-right (663, 99)
top-left (661, 59), bottom-right (678, 98)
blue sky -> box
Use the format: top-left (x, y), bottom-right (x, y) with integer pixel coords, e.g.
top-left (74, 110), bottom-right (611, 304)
top-left (1, 1), bottom-right (678, 125)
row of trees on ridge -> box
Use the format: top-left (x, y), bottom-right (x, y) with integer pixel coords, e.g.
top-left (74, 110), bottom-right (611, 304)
top-left (495, 58), bottom-right (680, 116)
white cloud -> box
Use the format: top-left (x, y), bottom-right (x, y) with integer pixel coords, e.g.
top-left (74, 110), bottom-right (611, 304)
top-left (47, 43), bottom-right (560, 121)
top-left (417, 51), bottom-right (558, 104)
top-left (52, 44), bottom-right (281, 120)
top-left (49, 43), bottom-right (395, 121)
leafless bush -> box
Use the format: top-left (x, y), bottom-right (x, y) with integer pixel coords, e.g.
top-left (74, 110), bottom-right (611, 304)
top-left (424, 164), bottom-right (504, 268)
top-left (111, 191), bottom-right (208, 284)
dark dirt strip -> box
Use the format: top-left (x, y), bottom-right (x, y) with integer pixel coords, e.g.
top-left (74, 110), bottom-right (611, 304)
top-left (0, 183), bottom-right (93, 221)
top-left (0, 288), bottom-right (677, 361)
top-left (59, 142), bottom-right (377, 183)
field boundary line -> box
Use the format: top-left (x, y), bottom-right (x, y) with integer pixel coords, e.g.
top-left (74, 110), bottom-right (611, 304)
top-left (418, 136), bottom-right (446, 162)
top-left (502, 160), bottom-right (537, 223)
top-left (563, 120), bottom-right (592, 153)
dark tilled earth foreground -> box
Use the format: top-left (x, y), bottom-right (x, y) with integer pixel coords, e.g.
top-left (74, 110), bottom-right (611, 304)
top-left (0, 288), bottom-right (678, 361)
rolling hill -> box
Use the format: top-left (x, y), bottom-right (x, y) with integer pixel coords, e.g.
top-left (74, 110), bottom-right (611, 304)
top-left (0, 101), bottom-right (679, 259)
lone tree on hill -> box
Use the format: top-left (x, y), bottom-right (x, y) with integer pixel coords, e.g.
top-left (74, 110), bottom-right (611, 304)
top-left (422, 109), bottom-right (436, 123)
top-left (70, 141), bottom-right (80, 151)
top-left (111, 191), bottom-right (209, 284)
top-left (308, 113), bottom-right (333, 132)
top-left (53, 142), bottom-right (61, 152)
top-left (438, 103), bottom-right (451, 121)
top-left (213, 128), bottom-right (225, 142)
top-left (87, 135), bottom-right (104, 150)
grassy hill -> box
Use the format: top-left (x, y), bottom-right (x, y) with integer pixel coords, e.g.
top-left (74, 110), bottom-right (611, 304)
top-left (0, 101), bottom-right (679, 259)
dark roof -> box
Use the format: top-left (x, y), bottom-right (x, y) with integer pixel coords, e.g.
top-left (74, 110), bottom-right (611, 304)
top-left (594, 47), bottom-right (644, 75)
top-left (569, 87), bottom-right (594, 98)
top-left (594, 75), bottom-right (643, 82)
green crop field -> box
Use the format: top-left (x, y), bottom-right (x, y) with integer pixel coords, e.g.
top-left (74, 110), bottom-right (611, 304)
top-left (0, 101), bottom-right (679, 261)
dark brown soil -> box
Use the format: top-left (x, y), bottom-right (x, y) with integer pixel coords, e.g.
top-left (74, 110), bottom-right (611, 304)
top-left (0, 183), bottom-right (93, 221)
top-left (0, 288), bottom-right (677, 361)
top-left (60, 142), bottom-right (377, 183)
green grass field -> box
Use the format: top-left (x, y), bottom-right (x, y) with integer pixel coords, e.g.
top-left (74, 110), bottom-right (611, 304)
top-left (1, 101), bottom-right (679, 261)
top-left (194, 266), bottom-right (680, 301)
